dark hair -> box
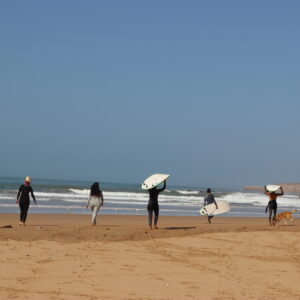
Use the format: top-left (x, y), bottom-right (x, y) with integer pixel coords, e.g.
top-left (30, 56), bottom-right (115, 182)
top-left (90, 182), bottom-right (102, 197)
top-left (207, 188), bottom-right (211, 193)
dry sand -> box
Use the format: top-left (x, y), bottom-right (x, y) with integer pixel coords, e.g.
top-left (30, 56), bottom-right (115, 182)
top-left (0, 214), bottom-right (299, 299)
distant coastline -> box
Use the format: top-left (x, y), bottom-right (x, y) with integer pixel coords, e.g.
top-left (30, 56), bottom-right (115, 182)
top-left (244, 183), bottom-right (300, 194)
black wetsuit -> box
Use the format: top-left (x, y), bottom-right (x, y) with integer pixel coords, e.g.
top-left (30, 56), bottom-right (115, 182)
top-left (265, 190), bottom-right (282, 225)
top-left (147, 182), bottom-right (166, 227)
top-left (267, 200), bottom-right (277, 224)
top-left (17, 184), bottom-right (36, 223)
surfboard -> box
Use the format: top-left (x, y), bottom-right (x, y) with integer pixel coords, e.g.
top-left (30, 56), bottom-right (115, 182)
top-left (199, 201), bottom-right (231, 216)
top-left (142, 174), bottom-right (170, 190)
top-left (266, 185), bottom-right (281, 193)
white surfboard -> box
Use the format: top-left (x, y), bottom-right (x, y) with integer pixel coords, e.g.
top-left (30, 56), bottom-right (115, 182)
top-left (199, 201), bottom-right (231, 216)
top-left (266, 185), bottom-right (281, 193)
top-left (142, 174), bottom-right (170, 190)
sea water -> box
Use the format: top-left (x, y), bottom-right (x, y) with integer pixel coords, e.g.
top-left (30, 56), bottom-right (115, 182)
top-left (0, 177), bottom-right (299, 217)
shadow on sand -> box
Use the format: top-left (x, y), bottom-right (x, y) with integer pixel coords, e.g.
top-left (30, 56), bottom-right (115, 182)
top-left (23, 225), bottom-right (58, 227)
top-left (165, 226), bottom-right (196, 230)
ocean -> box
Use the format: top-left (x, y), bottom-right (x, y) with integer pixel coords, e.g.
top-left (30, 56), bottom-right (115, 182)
top-left (0, 177), bottom-right (299, 217)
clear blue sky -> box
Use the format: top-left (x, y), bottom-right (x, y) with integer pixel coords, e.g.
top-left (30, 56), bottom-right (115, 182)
top-left (1, 0), bottom-right (299, 188)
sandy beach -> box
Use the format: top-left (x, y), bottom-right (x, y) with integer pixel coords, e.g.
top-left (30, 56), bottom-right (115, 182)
top-left (0, 214), bottom-right (299, 299)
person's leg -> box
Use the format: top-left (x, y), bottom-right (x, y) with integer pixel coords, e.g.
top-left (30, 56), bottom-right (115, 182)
top-left (22, 201), bottom-right (30, 224)
top-left (208, 215), bottom-right (213, 224)
top-left (19, 202), bottom-right (25, 224)
top-left (268, 201), bottom-right (278, 226)
top-left (269, 208), bottom-right (273, 225)
top-left (154, 205), bottom-right (159, 229)
top-left (272, 207), bottom-right (277, 225)
top-left (90, 205), bottom-right (95, 225)
top-left (91, 206), bottom-right (100, 225)
top-left (147, 204), bottom-right (153, 228)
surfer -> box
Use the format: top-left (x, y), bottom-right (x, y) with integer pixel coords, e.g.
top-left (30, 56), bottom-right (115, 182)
top-left (204, 188), bottom-right (218, 224)
top-left (265, 186), bottom-right (284, 226)
top-left (147, 180), bottom-right (166, 229)
top-left (16, 176), bottom-right (37, 226)
top-left (86, 182), bottom-right (104, 226)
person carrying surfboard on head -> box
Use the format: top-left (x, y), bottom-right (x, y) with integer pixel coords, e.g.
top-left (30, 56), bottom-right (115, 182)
top-left (264, 185), bottom-right (284, 226)
top-left (204, 188), bottom-right (218, 224)
top-left (147, 180), bottom-right (166, 229)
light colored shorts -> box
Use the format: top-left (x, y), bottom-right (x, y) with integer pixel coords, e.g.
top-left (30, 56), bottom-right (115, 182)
top-left (89, 196), bottom-right (102, 208)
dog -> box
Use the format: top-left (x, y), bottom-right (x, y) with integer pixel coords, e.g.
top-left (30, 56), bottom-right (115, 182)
top-left (274, 209), bottom-right (298, 225)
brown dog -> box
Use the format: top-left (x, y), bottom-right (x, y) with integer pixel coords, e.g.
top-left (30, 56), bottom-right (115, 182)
top-left (274, 209), bottom-right (298, 225)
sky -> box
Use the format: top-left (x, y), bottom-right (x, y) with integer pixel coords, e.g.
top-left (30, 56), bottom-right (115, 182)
top-left (1, 0), bottom-right (300, 189)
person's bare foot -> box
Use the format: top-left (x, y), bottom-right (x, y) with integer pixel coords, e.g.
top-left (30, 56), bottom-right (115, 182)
top-left (149, 225), bottom-right (152, 230)
top-left (155, 226), bottom-right (158, 229)
top-left (19, 222), bottom-right (22, 226)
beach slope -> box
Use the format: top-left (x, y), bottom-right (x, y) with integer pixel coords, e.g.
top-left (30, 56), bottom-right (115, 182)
top-left (0, 214), bottom-right (299, 299)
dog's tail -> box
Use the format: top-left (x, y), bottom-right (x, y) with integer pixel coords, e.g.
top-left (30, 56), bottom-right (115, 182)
top-left (291, 209), bottom-right (298, 213)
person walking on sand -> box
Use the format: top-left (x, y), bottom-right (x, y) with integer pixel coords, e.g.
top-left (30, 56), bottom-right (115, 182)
top-left (204, 188), bottom-right (218, 224)
top-left (86, 182), bottom-right (104, 226)
top-left (265, 186), bottom-right (284, 226)
top-left (16, 176), bottom-right (37, 226)
top-left (147, 180), bottom-right (166, 229)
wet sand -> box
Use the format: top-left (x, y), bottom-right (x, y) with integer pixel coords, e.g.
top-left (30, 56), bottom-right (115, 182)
top-left (0, 214), bottom-right (299, 299)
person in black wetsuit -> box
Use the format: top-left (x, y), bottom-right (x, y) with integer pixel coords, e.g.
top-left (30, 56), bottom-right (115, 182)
top-left (16, 176), bottom-right (36, 226)
top-left (265, 186), bottom-right (284, 226)
top-left (147, 180), bottom-right (166, 229)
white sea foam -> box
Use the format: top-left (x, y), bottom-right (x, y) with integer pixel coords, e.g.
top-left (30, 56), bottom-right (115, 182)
top-left (175, 190), bottom-right (200, 195)
top-left (69, 189), bottom-right (90, 195)
top-left (1, 190), bottom-right (299, 211)
top-left (218, 192), bottom-right (300, 208)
